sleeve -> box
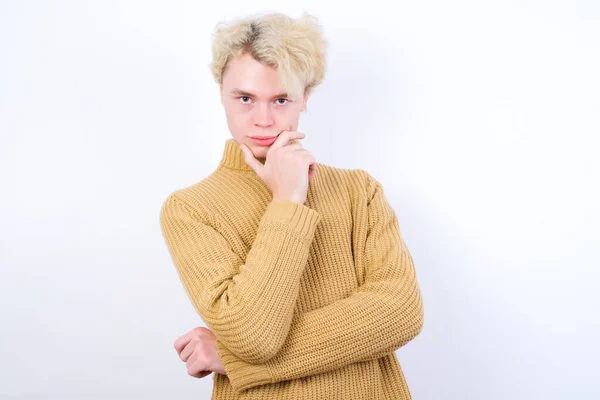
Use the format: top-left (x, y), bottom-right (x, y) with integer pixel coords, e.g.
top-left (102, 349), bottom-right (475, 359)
top-left (159, 193), bottom-right (322, 364)
top-left (214, 172), bottom-right (424, 393)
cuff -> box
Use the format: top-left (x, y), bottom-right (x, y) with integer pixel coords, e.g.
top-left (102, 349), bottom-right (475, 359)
top-left (259, 200), bottom-right (322, 241)
top-left (215, 339), bottom-right (273, 393)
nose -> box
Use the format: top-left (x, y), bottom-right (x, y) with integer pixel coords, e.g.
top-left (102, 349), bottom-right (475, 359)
top-left (253, 102), bottom-right (273, 128)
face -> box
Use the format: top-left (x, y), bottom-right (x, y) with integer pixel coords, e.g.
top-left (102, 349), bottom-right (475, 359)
top-left (219, 52), bottom-right (311, 159)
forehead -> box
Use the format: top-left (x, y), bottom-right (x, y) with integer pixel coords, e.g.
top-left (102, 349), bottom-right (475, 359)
top-left (222, 53), bottom-right (299, 98)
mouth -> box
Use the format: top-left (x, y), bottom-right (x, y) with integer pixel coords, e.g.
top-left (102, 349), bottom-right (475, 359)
top-left (249, 136), bottom-right (278, 146)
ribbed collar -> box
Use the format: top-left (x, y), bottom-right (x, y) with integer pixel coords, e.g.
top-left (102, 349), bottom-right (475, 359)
top-left (218, 138), bottom-right (266, 173)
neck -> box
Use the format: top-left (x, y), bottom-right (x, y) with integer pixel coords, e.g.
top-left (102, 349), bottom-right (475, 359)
top-left (219, 138), bottom-right (266, 172)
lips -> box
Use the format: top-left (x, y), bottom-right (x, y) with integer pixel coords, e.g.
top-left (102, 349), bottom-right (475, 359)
top-left (249, 136), bottom-right (278, 146)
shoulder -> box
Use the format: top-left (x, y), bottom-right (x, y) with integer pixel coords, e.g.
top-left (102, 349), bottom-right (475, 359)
top-left (159, 174), bottom-right (223, 227)
top-left (315, 162), bottom-right (379, 197)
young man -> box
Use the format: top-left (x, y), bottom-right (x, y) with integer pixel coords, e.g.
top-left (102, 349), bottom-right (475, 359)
top-left (159, 11), bottom-right (424, 399)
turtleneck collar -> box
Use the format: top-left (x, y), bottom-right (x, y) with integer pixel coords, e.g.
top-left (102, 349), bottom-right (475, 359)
top-left (218, 138), bottom-right (266, 173)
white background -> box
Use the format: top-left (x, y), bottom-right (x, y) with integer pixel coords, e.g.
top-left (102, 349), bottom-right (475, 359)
top-left (1, 1), bottom-right (598, 399)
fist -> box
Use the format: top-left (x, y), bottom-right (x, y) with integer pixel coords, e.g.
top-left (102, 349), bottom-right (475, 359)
top-left (174, 326), bottom-right (227, 378)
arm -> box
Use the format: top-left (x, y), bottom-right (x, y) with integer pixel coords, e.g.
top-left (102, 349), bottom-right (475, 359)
top-left (159, 194), bottom-right (322, 364)
top-left (215, 172), bottom-right (424, 393)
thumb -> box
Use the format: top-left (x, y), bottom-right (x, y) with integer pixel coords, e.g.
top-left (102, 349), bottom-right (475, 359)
top-left (240, 144), bottom-right (263, 175)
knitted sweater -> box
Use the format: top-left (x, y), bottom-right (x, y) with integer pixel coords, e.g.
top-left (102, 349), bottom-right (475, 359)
top-left (159, 138), bottom-right (424, 399)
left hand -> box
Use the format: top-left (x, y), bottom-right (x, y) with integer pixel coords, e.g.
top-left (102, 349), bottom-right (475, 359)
top-left (174, 326), bottom-right (227, 378)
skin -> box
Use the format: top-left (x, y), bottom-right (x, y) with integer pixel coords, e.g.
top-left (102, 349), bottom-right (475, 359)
top-left (175, 327), bottom-right (225, 378)
top-left (174, 52), bottom-right (317, 378)
top-left (219, 51), bottom-right (311, 160)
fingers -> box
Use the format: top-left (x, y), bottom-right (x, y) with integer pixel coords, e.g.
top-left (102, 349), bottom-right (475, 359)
top-left (285, 147), bottom-right (316, 162)
top-left (186, 352), bottom-right (212, 378)
top-left (174, 327), bottom-right (216, 380)
top-left (270, 130), bottom-right (305, 151)
top-left (279, 143), bottom-right (316, 173)
top-left (280, 142), bottom-right (304, 152)
top-left (174, 327), bottom-right (211, 355)
top-left (180, 340), bottom-right (194, 361)
top-left (174, 330), bottom-right (196, 355)
top-left (301, 153), bottom-right (317, 169)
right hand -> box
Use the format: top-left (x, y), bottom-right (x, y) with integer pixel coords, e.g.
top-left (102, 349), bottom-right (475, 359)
top-left (240, 130), bottom-right (317, 204)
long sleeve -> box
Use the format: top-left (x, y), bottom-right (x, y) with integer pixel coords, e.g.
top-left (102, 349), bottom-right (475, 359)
top-left (215, 172), bottom-right (424, 393)
top-left (159, 194), bottom-right (322, 364)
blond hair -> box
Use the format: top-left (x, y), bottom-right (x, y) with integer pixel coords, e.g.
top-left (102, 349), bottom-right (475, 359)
top-left (209, 11), bottom-right (328, 99)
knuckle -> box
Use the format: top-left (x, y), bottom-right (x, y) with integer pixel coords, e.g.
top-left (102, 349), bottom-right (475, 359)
top-left (195, 326), bottom-right (209, 336)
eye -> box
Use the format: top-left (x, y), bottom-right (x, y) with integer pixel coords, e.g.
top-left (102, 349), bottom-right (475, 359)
top-left (276, 98), bottom-right (289, 105)
top-left (239, 96), bottom-right (251, 104)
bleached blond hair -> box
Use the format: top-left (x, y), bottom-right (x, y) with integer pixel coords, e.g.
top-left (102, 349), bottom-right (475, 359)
top-left (209, 11), bottom-right (328, 99)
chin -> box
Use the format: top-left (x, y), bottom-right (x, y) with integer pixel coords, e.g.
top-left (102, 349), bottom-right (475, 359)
top-left (247, 143), bottom-right (268, 156)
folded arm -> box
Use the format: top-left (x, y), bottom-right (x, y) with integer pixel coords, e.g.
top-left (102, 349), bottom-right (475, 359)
top-left (160, 194), bottom-right (322, 364)
top-left (215, 172), bottom-right (424, 393)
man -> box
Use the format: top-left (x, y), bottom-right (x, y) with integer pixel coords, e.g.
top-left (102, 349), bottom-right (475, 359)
top-left (159, 11), bottom-right (424, 399)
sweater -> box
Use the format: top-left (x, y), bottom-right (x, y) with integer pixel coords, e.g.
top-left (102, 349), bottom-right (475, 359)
top-left (159, 138), bottom-right (424, 399)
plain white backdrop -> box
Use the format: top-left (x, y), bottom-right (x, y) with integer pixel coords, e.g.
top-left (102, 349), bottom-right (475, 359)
top-left (1, 0), bottom-right (598, 398)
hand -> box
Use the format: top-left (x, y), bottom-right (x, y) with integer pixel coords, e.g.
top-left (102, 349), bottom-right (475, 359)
top-left (240, 130), bottom-right (317, 204)
top-left (174, 326), bottom-right (227, 378)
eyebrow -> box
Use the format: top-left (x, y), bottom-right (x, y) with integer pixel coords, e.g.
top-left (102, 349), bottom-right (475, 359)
top-left (231, 89), bottom-right (290, 99)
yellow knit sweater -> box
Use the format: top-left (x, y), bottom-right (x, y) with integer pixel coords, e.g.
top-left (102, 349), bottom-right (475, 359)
top-left (159, 138), bottom-right (424, 399)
